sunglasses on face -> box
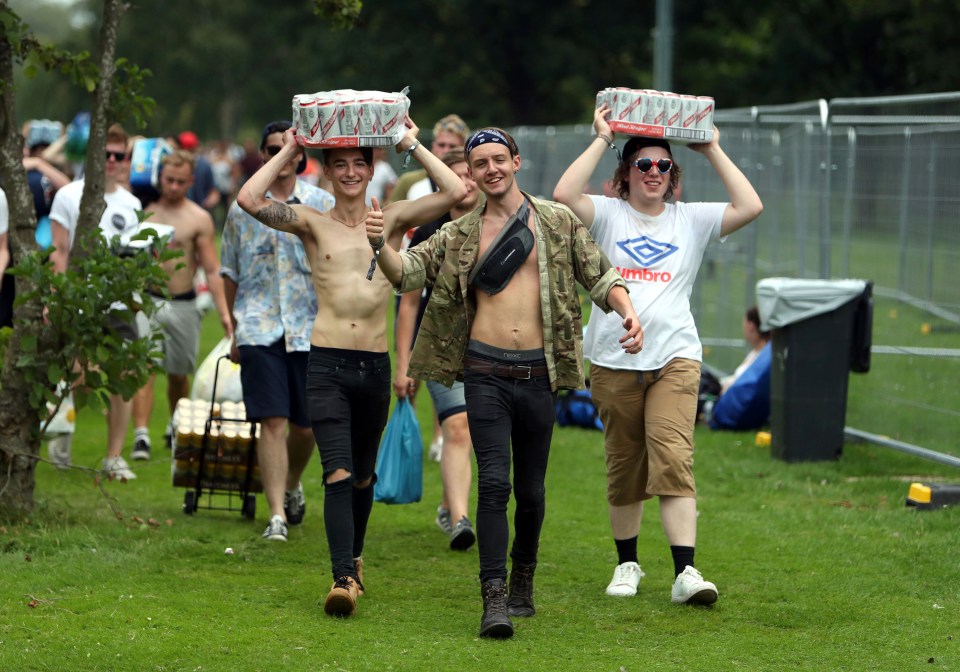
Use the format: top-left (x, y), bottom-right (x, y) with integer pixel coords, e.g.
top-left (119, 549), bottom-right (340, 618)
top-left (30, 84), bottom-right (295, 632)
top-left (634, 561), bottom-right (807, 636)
top-left (633, 157), bottom-right (673, 174)
top-left (105, 151), bottom-right (127, 162)
top-left (264, 145), bottom-right (283, 156)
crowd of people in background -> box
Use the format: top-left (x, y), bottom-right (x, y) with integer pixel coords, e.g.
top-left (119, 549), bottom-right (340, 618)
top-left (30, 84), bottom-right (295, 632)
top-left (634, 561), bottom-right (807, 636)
top-left (1, 102), bottom-right (764, 639)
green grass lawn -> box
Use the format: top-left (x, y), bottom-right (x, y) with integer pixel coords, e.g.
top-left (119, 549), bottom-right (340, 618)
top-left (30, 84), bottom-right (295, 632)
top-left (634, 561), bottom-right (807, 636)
top-left (3, 309), bottom-right (959, 671)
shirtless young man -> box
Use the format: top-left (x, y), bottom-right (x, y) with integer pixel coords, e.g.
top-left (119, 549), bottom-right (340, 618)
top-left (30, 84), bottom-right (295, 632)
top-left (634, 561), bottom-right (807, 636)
top-left (131, 150), bottom-right (233, 459)
top-left (367, 127), bottom-right (642, 639)
top-left (237, 116), bottom-right (466, 618)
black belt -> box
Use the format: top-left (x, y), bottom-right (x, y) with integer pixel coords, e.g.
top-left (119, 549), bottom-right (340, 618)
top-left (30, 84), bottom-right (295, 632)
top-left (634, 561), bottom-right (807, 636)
top-left (464, 357), bottom-right (548, 380)
top-left (148, 289), bottom-right (198, 301)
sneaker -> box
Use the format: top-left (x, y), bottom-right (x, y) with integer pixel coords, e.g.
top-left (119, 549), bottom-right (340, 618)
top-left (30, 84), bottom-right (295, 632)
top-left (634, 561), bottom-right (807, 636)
top-left (449, 516), bottom-right (476, 551)
top-left (163, 423), bottom-right (173, 450)
top-left (48, 434), bottom-right (72, 469)
top-left (606, 561), bottom-right (644, 597)
top-left (131, 437), bottom-right (151, 461)
top-left (324, 576), bottom-right (360, 617)
top-left (671, 565), bottom-right (718, 605)
top-left (283, 484), bottom-right (306, 526)
top-left (428, 436), bottom-right (443, 462)
top-left (102, 456), bottom-right (137, 481)
top-left (261, 514), bottom-right (288, 542)
top-left (435, 506), bottom-right (453, 536)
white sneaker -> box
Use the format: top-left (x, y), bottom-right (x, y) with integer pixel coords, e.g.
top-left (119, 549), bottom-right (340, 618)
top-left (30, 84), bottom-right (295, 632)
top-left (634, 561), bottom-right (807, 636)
top-left (605, 561), bottom-right (644, 597)
top-left (262, 514), bottom-right (288, 542)
top-left (428, 436), bottom-right (443, 462)
top-left (671, 565), bottom-right (718, 605)
top-left (102, 456), bottom-right (137, 481)
top-left (48, 434), bottom-right (73, 469)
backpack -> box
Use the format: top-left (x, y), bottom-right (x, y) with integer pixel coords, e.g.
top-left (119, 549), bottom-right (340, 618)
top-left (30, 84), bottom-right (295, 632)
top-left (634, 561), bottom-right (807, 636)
top-left (555, 386), bottom-right (603, 431)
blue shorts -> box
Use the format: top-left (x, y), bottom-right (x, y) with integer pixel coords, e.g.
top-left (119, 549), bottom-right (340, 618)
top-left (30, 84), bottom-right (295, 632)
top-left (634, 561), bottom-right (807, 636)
top-left (426, 380), bottom-right (467, 423)
top-left (238, 338), bottom-right (310, 428)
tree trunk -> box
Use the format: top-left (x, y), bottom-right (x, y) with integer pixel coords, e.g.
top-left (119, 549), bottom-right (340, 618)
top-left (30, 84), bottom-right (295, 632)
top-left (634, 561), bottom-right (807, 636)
top-left (0, 5), bottom-right (44, 517)
top-left (71, 0), bottom-right (129, 264)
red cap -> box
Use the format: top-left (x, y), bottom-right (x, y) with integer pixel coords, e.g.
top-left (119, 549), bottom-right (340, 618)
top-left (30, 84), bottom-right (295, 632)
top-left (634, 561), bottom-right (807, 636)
top-left (177, 130), bottom-right (200, 151)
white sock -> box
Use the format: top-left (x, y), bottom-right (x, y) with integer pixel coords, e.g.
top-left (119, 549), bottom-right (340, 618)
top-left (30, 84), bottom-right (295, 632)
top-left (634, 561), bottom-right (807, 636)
top-left (134, 427), bottom-right (150, 443)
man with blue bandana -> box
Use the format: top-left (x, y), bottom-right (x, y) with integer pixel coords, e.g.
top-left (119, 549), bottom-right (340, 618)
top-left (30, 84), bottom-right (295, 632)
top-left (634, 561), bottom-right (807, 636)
top-left (367, 126), bottom-right (642, 639)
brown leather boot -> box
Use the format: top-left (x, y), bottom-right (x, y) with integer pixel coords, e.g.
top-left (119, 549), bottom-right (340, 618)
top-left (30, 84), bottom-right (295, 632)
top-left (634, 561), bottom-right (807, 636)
top-left (479, 579), bottom-right (514, 639)
top-left (507, 561), bottom-right (537, 617)
top-left (324, 576), bottom-right (360, 617)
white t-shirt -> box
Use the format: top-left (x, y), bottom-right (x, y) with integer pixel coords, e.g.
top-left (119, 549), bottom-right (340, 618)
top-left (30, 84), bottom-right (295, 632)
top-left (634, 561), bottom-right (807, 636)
top-left (584, 196), bottom-right (727, 371)
top-left (406, 175), bottom-right (433, 201)
top-left (365, 160), bottom-right (398, 206)
top-left (0, 187), bottom-right (8, 236)
top-left (49, 179), bottom-right (142, 250)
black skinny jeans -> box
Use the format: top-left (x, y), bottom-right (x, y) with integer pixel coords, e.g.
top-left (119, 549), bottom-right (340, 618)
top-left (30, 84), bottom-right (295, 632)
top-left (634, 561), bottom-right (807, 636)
top-left (463, 349), bottom-right (558, 583)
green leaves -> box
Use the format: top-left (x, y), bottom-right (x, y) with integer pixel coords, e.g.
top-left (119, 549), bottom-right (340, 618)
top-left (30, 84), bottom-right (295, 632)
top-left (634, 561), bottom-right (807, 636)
top-left (8, 233), bottom-right (176, 421)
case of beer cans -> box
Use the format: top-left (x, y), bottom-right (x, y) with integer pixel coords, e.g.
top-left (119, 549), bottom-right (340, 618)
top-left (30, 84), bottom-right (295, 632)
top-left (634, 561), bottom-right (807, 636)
top-left (173, 362), bottom-right (263, 518)
top-left (292, 88), bottom-right (411, 148)
top-left (597, 87), bottom-right (715, 143)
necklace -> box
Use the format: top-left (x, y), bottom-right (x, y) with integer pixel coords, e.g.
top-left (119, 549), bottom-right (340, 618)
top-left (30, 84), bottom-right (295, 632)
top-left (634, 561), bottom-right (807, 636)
top-left (329, 213), bottom-right (365, 228)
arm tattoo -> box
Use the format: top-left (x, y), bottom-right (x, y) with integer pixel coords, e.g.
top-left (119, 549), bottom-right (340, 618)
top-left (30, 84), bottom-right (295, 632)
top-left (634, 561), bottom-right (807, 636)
top-left (255, 201), bottom-right (299, 230)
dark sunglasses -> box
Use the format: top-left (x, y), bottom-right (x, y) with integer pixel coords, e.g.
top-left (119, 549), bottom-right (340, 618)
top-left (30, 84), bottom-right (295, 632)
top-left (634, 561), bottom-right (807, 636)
top-left (633, 157), bottom-right (673, 174)
top-left (264, 145), bottom-right (283, 156)
top-left (105, 150), bottom-right (127, 161)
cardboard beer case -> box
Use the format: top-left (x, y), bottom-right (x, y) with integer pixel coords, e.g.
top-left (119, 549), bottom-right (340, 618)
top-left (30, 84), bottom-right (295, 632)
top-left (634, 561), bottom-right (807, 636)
top-left (293, 87), bottom-right (411, 149)
top-left (597, 87), bottom-right (715, 144)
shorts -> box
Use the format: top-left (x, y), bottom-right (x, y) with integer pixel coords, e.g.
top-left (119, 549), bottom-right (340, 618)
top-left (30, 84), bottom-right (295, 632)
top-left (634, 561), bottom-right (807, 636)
top-left (238, 338), bottom-right (310, 427)
top-left (425, 379), bottom-right (466, 423)
top-left (306, 346), bottom-right (391, 483)
top-left (590, 358), bottom-right (701, 504)
top-left (143, 293), bottom-right (201, 376)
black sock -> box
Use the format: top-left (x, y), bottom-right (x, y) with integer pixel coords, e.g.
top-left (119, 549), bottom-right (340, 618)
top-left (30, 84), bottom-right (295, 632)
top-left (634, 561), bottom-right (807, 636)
top-left (670, 545), bottom-right (695, 577)
top-left (615, 536), bottom-right (639, 565)
top-left (351, 482), bottom-right (375, 559)
top-left (323, 479), bottom-right (356, 580)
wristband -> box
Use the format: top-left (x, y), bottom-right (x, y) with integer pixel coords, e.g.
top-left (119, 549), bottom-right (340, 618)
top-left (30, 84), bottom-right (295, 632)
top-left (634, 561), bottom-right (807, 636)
top-left (401, 140), bottom-right (421, 170)
top-left (369, 236), bottom-right (385, 252)
top-left (596, 133), bottom-right (615, 149)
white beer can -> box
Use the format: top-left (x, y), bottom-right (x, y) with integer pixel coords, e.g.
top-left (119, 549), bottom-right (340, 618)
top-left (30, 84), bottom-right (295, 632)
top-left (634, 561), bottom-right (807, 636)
top-left (379, 96), bottom-right (405, 136)
top-left (611, 88), bottom-right (633, 123)
top-left (696, 96), bottom-right (715, 131)
top-left (337, 92), bottom-right (360, 137)
top-left (663, 92), bottom-right (682, 128)
top-left (680, 95), bottom-right (699, 129)
top-left (642, 90), bottom-right (665, 125)
top-left (296, 95), bottom-right (322, 142)
top-left (316, 97), bottom-right (340, 140)
top-left (356, 94), bottom-right (378, 136)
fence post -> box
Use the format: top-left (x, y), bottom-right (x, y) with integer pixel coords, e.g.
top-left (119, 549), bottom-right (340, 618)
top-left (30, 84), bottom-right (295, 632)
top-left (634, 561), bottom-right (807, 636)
top-left (897, 127), bottom-right (912, 293)
top-left (819, 99), bottom-right (831, 279)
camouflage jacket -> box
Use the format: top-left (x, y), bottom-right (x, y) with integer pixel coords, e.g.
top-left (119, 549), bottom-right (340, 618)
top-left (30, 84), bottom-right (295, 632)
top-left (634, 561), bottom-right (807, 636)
top-left (397, 192), bottom-right (626, 391)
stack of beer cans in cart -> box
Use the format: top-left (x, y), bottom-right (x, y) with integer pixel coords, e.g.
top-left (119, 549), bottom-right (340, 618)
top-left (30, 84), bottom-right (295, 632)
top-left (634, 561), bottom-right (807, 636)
top-left (171, 398), bottom-right (262, 492)
top-left (293, 88), bottom-right (411, 148)
top-left (597, 88), bottom-right (715, 143)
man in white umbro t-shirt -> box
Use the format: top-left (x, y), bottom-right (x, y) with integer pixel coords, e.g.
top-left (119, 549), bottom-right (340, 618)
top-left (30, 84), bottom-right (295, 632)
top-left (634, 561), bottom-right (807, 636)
top-left (555, 104), bottom-right (763, 607)
top-left (49, 123), bottom-right (143, 481)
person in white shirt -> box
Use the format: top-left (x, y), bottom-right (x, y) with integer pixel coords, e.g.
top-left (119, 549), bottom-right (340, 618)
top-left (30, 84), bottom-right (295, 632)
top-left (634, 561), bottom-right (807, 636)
top-left (721, 305), bottom-right (770, 394)
top-left (554, 103), bottom-right (763, 607)
top-left (49, 123), bottom-right (144, 481)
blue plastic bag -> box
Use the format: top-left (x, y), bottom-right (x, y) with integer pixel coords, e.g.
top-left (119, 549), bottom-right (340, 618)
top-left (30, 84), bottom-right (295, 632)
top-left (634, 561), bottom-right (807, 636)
top-left (373, 398), bottom-right (423, 504)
